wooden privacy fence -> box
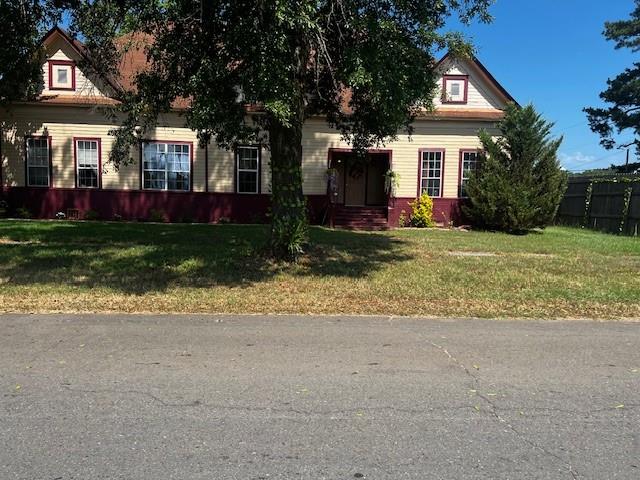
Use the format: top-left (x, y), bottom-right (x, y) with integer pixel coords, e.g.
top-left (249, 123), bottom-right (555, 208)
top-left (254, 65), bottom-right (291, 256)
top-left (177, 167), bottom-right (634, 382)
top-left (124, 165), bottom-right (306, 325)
top-left (556, 175), bottom-right (640, 236)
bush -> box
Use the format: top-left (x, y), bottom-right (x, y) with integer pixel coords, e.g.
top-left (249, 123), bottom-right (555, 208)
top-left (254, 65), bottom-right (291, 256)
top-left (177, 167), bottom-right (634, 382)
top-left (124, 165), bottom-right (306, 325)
top-left (463, 104), bottom-right (567, 233)
top-left (271, 216), bottom-right (308, 260)
top-left (84, 209), bottom-right (100, 221)
top-left (148, 209), bottom-right (167, 223)
top-left (409, 193), bottom-right (435, 227)
top-left (0, 200), bottom-right (8, 218)
top-left (15, 207), bottom-right (32, 219)
top-left (398, 210), bottom-right (408, 228)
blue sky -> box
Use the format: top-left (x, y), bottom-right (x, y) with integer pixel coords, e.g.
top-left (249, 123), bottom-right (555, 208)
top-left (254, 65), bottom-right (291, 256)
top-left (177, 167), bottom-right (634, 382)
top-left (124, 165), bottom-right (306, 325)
top-left (447, 0), bottom-right (638, 171)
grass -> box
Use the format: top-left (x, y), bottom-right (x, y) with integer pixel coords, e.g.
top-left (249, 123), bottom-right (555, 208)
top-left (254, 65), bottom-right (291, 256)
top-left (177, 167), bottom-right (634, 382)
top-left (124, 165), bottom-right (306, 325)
top-left (0, 219), bottom-right (639, 319)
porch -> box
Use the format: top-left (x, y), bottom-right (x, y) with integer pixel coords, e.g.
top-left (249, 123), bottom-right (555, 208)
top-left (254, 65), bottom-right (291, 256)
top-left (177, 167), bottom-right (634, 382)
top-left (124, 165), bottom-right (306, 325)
top-left (328, 149), bottom-right (391, 230)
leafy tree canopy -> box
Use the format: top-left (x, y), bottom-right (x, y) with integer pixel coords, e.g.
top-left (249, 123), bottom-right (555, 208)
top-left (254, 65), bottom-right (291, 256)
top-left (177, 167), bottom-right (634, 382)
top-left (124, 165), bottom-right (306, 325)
top-left (70, 0), bottom-right (494, 257)
top-left (0, 1), bottom-right (75, 103)
top-left (3, 1), bottom-right (495, 258)
top-left (585, 0), bottom-right (640, 157)
top-left (463, 104), bottom-right (567, 233)
top-left (612, 160), bottom-right (640, 173)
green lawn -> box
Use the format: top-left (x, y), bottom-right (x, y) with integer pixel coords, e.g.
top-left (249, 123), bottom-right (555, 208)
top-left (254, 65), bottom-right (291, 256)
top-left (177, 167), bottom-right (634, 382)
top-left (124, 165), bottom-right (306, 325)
top-left (0, 220), bottom-right (639, 318)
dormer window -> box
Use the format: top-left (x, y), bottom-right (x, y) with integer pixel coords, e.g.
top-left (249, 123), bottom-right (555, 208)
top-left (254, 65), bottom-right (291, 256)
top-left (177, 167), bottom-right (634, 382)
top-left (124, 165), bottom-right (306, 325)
top-left (57, 69), bottom-right (68, 84)
top-left (442, 75), bottom-right (468, 104)
top-left (48, 61), bottom-right (76, 91)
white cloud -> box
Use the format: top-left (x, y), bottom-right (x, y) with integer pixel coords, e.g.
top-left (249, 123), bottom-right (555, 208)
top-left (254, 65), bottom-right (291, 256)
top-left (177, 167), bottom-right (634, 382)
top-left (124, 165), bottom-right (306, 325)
top-left (558, 151), bottom-right (597, 170)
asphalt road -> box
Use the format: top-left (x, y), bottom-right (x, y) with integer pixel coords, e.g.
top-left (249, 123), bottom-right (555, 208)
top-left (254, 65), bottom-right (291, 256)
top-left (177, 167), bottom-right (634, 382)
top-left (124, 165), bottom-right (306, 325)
top-left (1, 315), bottom-right (639, 479)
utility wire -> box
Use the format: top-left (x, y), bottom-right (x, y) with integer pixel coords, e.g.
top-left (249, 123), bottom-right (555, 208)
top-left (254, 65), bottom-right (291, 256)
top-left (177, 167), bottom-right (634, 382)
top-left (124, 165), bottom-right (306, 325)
top-left (563, 150), bottom-right (625, 171)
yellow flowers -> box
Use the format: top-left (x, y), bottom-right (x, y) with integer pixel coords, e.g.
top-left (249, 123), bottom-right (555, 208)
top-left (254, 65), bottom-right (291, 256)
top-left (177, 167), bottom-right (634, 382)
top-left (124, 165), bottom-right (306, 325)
top-left (409, 193), bottom-right (436, 228)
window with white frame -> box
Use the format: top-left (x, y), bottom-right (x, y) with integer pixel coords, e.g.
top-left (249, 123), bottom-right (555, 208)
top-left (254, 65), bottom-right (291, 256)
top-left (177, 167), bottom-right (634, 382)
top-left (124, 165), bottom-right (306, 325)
top-left (142, 142), bottom-right (190, 191)
top-left (236, 146), bottom-right (259, 194)
top-left (76, 139), bottom-right (100, 188)
top-left (26, 137), bottom-right (50, 187)
top-left (460, 150), bottom-right (480, 197)
top-left (420, 150), bottom-right (443, 197)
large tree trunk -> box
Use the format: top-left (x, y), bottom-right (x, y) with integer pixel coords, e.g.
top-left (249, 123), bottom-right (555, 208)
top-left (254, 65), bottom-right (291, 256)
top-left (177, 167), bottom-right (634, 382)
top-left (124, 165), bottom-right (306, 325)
top-left (268, 106), bottom-right (308, 260)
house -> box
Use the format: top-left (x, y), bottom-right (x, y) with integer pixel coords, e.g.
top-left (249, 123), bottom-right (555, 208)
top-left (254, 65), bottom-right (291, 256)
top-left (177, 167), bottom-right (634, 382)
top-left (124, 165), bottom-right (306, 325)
top-left (0, 27), bottom-right (517, 228)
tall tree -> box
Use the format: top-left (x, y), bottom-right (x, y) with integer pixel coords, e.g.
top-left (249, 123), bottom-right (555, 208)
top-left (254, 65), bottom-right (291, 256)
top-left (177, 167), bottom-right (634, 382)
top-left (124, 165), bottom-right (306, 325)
top-left (70, 0), bottom-right (493, 258)
top-left (463, 104), bottom-right (567, 233)
top-left (585, 0), bottom-right (640, 157)
top-left (0, 1), bottom-right (73, 103)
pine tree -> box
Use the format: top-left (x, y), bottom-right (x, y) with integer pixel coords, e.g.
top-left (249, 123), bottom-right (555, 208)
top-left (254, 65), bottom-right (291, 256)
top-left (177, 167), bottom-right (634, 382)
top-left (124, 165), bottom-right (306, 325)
top-left (463, 104), bottom-right (567, 233)
top-left (585, 0), bottom-right (640, 156)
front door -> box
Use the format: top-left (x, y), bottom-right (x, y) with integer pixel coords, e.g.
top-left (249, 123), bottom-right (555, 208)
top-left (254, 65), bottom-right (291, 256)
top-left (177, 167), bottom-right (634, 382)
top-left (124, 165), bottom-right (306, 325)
top-left (344, 162), bottom-right (366, 206)
top-left (366, 156), bottom-right (387, 206)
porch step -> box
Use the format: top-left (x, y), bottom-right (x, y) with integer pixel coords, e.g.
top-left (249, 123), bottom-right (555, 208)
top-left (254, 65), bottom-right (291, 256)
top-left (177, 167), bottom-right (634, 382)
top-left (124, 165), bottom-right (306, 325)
top-left (332, 206), bottom-right (388, 231)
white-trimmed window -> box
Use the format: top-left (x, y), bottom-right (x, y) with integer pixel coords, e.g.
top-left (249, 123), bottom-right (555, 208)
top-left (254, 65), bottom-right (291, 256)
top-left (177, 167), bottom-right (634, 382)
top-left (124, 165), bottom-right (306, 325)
top-left (236, 146), bottom-right (260, 194)
top-left (48, 61), bottom-right (75, 91)
top-left (460, 150), bottom-right (480, 197)
top-left (142, 142), bottom-right (191, 191)
top-left (76, 139), bottom-right (100, 188)
top-left (26, 137), bottom-right (50, 187)
top-left (442, 75), bottom-right (468, 104)
top-left (420, 150), bottom-right (443, 198)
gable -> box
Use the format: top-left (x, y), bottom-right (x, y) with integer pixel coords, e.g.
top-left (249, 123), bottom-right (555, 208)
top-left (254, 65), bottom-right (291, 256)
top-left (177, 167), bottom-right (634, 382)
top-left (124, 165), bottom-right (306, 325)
top-left (40, 29), bottom-right (116, 101)
top-left (33, 28), bottom-right (515, 119)
top-left (434, 54), bottom-right (516, 112)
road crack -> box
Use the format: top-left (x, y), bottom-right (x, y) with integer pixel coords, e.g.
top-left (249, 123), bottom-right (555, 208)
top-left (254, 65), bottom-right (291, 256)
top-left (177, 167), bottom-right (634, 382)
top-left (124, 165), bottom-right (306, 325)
top-left (60, 385), bottom-right (472, 417)
top-left (428, 340), bottom-right (582, 480)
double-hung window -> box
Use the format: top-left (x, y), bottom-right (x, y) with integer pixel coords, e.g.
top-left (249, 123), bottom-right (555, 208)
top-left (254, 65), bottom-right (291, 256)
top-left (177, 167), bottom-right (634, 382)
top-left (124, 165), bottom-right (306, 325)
top-left (142, 142), bottom-right (191, 191)
top-left (459, 150), bottom-right (480, 197)
top-left (76, 139), bottom-right (100, 188)
top-left (419, 149), bottom-right (444, 198)
top-left (236, 146), bottom-right (260, 194)
top-left (26, 137), bottom-right (50, 187)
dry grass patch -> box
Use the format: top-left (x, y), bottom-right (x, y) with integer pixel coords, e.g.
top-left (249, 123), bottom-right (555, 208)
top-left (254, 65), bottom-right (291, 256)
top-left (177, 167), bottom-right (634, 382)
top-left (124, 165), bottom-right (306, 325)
top-left (0, 220), bottom-right (638, 319)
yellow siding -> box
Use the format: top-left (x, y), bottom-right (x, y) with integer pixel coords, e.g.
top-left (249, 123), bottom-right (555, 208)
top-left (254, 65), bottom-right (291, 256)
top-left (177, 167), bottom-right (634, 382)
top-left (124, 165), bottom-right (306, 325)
top-left (208, 146), bottom-right (234, 193)
top-left (261, 149), bottom-right (272, 194)
top-left (207, 134), bottom-right (272, 194)
top-left (41, 36), bottom-right (112, 99)
top-left (434, 58), bottom-right (504, 110)
top-left (1, 105), bottom-right (120, 188)
top-left (0, 41), bottom-right (509, 200)
top-left (0, 106), bottom-right (205, 192)
top-left (301, 120), bottom-right (350, 195)
top-left (301, 117), bottom-right (497, 198)
top-left (1, 104), bottom-right (498, 200)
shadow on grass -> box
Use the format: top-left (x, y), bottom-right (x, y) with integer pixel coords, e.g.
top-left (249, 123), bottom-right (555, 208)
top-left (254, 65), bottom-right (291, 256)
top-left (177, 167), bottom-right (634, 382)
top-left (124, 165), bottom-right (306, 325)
top-left (0, 220), bottom-right (412, 294)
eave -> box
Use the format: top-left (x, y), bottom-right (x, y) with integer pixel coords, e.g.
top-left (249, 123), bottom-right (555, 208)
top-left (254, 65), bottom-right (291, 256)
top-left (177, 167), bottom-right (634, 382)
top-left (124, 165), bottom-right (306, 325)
top-left (19, 96), bottom-right (121, 107)
top-left (418, 108), bottom-right (505, 121)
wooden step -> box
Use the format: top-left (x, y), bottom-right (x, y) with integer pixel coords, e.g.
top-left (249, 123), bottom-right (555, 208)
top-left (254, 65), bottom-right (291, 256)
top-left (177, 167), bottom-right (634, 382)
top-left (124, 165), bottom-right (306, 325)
top-left (332, 206), bottom-right (388, 230)
top-left (336, 224), bottom-right (389, 231)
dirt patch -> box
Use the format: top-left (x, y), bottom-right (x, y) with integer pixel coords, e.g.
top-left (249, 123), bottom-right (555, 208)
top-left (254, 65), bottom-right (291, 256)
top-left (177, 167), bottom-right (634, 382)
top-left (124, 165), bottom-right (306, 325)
top-left (448, 251), bottom-right (498, 257)
top-left (0, 238), bottom-right (38, 245)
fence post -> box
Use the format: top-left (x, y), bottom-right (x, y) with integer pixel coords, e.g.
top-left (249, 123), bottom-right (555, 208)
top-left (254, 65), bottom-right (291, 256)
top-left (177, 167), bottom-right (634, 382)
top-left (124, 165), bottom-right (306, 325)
top-left (582, 181), bottom-right (593, 228)
top-left (620, 186), bottom-right (633, 234)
